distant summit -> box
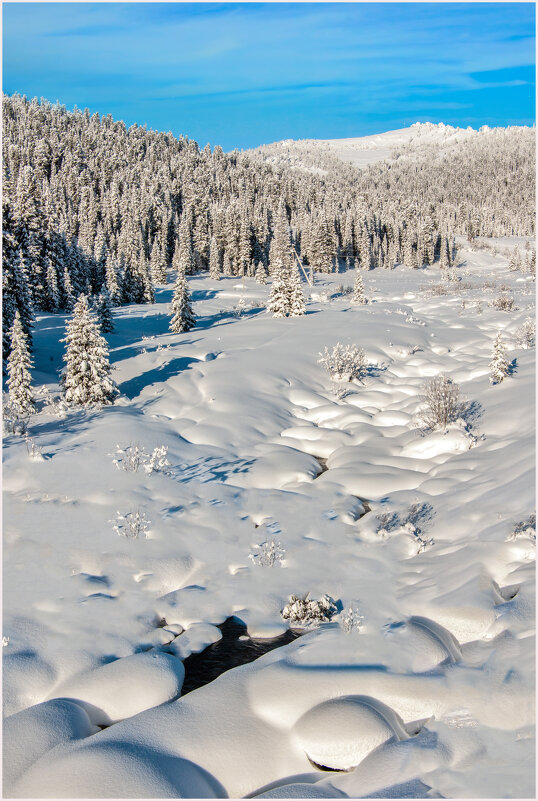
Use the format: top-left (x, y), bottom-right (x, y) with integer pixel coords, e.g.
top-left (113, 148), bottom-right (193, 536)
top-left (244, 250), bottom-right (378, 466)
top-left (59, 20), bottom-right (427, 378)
top-left (247, 122), bottom-right (533, 172)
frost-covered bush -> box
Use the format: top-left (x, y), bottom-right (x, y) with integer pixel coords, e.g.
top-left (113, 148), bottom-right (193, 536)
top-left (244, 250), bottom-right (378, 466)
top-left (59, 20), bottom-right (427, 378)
top-left (419, 374), bottom-right (464, 430)
top-left (112, 509), bottom-right (150, 539)
top-left (144, 446), bottom-right (171, 476)
top-left (318, 343), bottom-right (368, 382)
top-left (506, 514), bottom-right (536, 543)
top-left (24, 435), bottom-right (44, 461)
top-left (490, 295), bottom-right (518, 312)
top-left (340, 604), bottom-right (364, 634)
top-left (281, 593), bottom-right (338, 626)
top-left (112, 443), bottom-right (149, 472)
top-left (249, 538), bottom-right (285, 567)
top-left (2, 400), bottom-right (29, 436)
top-left (112, 443), bottom-right (171, 475)
top-left (376, 503), bottom-right (435, 554)
top-left (515, 319), bottom-right (536, 349)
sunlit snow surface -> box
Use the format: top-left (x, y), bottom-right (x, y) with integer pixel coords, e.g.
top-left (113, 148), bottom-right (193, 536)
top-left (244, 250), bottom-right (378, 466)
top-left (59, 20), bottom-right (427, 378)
top-left (3, 242), bottom-right (535, 798)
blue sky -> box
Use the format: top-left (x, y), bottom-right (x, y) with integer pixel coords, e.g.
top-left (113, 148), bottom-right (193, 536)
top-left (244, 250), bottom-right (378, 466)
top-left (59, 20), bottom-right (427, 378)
top-left (2, 3), bottom-right (535, 150)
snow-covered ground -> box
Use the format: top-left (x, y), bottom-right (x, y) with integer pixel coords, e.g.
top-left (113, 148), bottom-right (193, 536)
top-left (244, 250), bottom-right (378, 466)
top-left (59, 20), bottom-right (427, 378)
top-left (247, 121), bottom-right (524, 173)
top-left (3, 243), bottom-right (535, 798)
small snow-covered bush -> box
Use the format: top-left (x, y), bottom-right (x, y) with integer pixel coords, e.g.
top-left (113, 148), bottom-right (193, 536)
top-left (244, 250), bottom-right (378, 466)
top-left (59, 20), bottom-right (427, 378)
top-left (490, 295), bottom-right (518, 312)
top-left (249, 538), bottom-right (285, 567)
top-left (376, 503), bottom-right (435, 554)
top-left (112, 443), bottom-right (148, 472)
top-left (2, 400), bottom-right (29, 436)
top-left (515, 319), bottom-right (536, 349)
top-left (419, 374), bottom-right (464, 430)
top-left (318, 343), bottom-right (368, 382)
top-left (506, 514), bottom-right (536, 543)
top-left (143, 446), bottom-right (171, 476)
top-left (340, 604), bottom-right (364, 634)
top-left (281, 593), bottom-right (338, 626)
top-left (112, 509), bottom-right (150, 539)
top-left (24, 435), bottom-right (44, 461)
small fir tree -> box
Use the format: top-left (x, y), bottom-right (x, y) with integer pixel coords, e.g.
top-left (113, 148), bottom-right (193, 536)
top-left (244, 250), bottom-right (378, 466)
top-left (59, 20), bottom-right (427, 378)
top-left (61, 294), bottom-right (118, 406)
top-left (267, 264), bottom-right (289, 318)
top-left (352, 269), bottom-right (367, 304)
top-left (96, 289), bottom-right (115, 333)
top-left (255, 261), bottom-right (267, 285)
top-left (209, 236), bottom-right (221, 280)
top-left (490, 333), bottom-right (510, 385)
top-left (7, 311), bottom-right (35, 417)
top-left (287, 261), bottom-right (306, 316)
top-left (169, 270), bottom-right (196, 333)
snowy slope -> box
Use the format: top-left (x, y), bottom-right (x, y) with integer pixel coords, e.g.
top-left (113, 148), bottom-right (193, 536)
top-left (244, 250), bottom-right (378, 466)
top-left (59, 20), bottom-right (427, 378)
top-left (2, 242), bottom-right (535, 798)
top-left (247, 121), bottom-right (520, 172)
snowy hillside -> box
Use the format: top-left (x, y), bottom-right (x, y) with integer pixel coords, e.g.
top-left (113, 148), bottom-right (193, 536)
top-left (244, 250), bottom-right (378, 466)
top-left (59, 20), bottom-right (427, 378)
top-left (247, 121), bottom-right (528, 172)
top-left (3, 241), bottom-right (535, 798)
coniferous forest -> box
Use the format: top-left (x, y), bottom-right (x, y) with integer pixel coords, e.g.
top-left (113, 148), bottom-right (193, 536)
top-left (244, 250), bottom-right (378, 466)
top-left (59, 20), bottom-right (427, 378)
top-left (3, 93), bottom-right (535, 363)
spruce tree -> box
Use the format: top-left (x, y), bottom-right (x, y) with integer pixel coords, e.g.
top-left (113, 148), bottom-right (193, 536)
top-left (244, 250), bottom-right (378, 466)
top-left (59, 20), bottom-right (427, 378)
top-left (169, 270), bottom-right (196, 333)
top-left (352, 269), bottom-right (367, 304)
top-left (150, 240), bottom-right (167, 284)
top-left (61, 294), bottom-right (118, 406)
top-left (489, 333), bottom-right (510, 385)
top-left (96, 289), bottom-right (115, 333)
top-left (255, 261), bottom-right (267, 284)
top-left (209, 236), bottom-right (221, 280)
top-left (287, 261), bottom-right (306, 316)
top-left (267, 264), bottom-right (289, 318)
top-left (7, 312), bottom-right (35, 417)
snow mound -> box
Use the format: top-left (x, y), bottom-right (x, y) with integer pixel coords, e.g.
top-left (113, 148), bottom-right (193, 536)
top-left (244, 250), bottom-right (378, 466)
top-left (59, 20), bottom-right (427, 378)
top-left (292, 695), bottom-right (409, 770)
top-left (167, 622), bottom-right (222, 659)
top-left (3, 650), bottom-right (57, 717)
top-left (3, 698), bottom-right (98, 794)
top-left (401, 427), bottom-right (471, 459)
top-left (12, 740), bottom-right (227, 799)
top-left (47, 652), bottom-right (185, 724)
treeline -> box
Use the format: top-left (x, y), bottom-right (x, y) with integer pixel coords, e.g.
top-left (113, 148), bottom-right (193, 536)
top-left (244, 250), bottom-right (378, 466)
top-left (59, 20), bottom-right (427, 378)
top-left (2, 94), bottom-right (535, 361)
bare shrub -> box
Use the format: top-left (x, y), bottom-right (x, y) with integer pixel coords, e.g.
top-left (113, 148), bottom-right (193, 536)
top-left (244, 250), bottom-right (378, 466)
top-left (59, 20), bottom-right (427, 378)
top-left (249, 538), bottom-right (285, 567)
top-left (506, 514), bottom-right (536, 543)
top-left (420, 374), bottom-right (464, 430)
top-left (318, 343), bottom-right (368, 382)
top-left (515, 319), bottom-right (536, 349)
top-left (490, 295), bottom-right (517, 312)
top-left (112, 509), bottom-right (151, 538)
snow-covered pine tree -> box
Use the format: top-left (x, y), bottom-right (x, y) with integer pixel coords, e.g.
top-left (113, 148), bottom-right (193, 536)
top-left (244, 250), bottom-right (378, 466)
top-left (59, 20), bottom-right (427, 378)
top-left (287, 260), bottom-right (306, 316)
top-left (439, 234), bottom-right (451, 273)
top-left (149, 240), bottom-right (167, 284)
top-left (489, 333), bottom-right (510, 385)
top-left (352, 268), bottom-right (367, 304)
top-left (267, 264), bottom-right (289, 318)
top-left (7, 311), bottom-right (35, 417)
top-left (525, 248), bottom-right (536, 276)
top-left (105, 254), bottom-right (123, 306)
top-left (508, 249), bottom-right (522, 272)
top-left (222, 250), bottom-right (233, 276)
top-left (96, 289), bottom-right (115, 333)
top-left (61, 265), bottom-right (76, 312)
top-left (209, 235), bottom-right (221, 280)
top-left (169, 269), bottom-right (196, 333)
top-left (255, 261), bottom-right (267, 284)
top-left (61, 294), bottom-right (118, 406)
top-left (526, 249), bottom-right (536, 276)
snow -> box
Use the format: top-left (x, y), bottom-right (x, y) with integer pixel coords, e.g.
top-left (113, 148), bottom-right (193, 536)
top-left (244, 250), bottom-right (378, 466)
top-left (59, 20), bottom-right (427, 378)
top-left (2, 241), bottom-right (535, 798)
top-left (247, 122), bottom-right (489, 173)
